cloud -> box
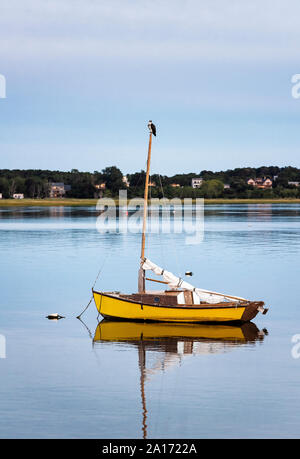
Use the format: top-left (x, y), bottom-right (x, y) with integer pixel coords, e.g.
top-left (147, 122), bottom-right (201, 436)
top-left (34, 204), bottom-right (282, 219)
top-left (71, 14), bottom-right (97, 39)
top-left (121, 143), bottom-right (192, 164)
top-left (1, 0), bottom-right (300, 62)
top-left (1, 1), bottom-right (299, 172)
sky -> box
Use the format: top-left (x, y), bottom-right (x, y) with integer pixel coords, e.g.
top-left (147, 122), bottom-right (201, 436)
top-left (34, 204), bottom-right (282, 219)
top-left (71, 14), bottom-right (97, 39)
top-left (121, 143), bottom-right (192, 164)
top-left (0, 0), bottom-right (300, 175)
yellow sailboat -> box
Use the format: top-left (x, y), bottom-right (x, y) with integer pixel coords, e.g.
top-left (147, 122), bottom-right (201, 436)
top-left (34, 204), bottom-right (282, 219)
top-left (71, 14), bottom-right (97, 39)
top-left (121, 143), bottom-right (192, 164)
top-left (93, 121), bottom-right (268, 323)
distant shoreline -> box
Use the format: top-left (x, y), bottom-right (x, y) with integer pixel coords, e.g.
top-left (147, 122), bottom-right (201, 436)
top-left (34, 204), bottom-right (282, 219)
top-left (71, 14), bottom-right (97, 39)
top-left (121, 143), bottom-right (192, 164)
top-left (1, 198), bottom-right (300, 207)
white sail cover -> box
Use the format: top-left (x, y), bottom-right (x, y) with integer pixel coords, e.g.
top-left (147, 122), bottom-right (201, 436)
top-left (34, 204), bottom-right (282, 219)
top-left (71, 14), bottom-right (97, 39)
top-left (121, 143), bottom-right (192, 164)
top-left (142, 258), bottom-right (247, 304)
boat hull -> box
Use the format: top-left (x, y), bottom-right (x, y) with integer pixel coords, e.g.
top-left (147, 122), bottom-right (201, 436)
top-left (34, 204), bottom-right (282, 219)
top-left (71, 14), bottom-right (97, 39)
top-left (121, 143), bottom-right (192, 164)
top-left (93, 320), bottom-right (263, 343)
top-left (93, 290), bottom-right (262, 323)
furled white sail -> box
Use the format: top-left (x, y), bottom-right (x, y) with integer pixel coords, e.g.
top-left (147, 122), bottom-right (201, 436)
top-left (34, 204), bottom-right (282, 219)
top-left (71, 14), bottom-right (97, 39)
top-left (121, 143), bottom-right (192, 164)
top-left (142, 258), bottom-right (247, 304)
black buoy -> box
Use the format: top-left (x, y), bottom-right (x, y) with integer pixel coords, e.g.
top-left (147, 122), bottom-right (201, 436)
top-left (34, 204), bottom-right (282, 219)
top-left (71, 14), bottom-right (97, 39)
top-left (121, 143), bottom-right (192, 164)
top-left (46, 313), bottom-right (65, 320)
top-left (185, 271), bottom-right (193, 276)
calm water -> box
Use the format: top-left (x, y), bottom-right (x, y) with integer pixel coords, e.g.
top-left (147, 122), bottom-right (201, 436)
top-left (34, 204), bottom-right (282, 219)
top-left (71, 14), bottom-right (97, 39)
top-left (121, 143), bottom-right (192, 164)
top-left (0, 204), bottom-right (300, 439)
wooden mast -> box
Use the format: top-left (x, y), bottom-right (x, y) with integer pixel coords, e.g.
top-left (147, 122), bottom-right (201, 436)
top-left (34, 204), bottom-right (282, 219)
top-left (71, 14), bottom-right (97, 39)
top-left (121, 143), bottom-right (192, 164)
top-left (138, 122), bottom-right (153, 293)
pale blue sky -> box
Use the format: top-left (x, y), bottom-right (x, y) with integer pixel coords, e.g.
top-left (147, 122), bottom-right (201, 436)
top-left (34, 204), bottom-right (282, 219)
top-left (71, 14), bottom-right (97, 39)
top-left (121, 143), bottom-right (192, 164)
top-left (0, 0), bottom-right (300, 174)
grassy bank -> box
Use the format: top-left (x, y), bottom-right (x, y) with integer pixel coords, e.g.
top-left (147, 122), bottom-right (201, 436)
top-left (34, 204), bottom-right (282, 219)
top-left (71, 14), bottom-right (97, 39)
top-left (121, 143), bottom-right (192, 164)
top-left (0, 199), bottom-right (99, 207)
top-left (203, 198), bottom-right (300, 204)
top-left (1, 198), bottom-right (300, 207)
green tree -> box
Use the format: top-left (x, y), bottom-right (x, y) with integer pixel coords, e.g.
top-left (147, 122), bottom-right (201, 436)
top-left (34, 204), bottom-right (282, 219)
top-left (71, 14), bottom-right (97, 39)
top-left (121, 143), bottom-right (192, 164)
top-left (0, 177), bottom-right (9, 198)
top-left (101, 166), bottom-right (124, 195)
top-left (201, 180), bottom-right (224, 198)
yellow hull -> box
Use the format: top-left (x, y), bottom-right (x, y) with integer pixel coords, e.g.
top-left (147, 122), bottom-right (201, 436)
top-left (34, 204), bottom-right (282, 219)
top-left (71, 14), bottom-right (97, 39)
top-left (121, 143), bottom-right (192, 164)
top-left (93, 320), bottom-right (256, 343)
top-left (93, 290), bottom-right (260, 323)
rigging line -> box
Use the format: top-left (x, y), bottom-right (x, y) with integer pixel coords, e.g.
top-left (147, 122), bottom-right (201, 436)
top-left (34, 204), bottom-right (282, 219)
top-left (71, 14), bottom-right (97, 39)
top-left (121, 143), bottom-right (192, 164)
top-left (76, 295), bottom-right (93, 319)
top-left (147, 171), bottom-right (153, 261)
top-left (76, 255), bottom-right (109, 318)
top-left (169, 349), bottom-right (182, 421)
top-left (158, 172), bottom-right (181, 278)
top-left (93, 240), bottom-right (119, 290)
top-left (78, 317), bottom-right (103, 368)
top-left (147, 172), bottom-right (151, 259)
top-left (90, 341), bottom-right (103, 369)
top-left (76, 235), bottom-right (117, 319)
top-left (77, 316), bottom-right (93, 339)
top-left (156, 173), bottom-right (166, 269)
top-left (129, 160), bottom-right (148, 198)
top-left (153, 355), bottom-right (165, 438)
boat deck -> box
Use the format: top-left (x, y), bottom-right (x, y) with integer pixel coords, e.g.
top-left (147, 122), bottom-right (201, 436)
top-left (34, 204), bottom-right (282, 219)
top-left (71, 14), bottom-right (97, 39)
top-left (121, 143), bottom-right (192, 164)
top-left (110, 290), bottom-right (253, 309)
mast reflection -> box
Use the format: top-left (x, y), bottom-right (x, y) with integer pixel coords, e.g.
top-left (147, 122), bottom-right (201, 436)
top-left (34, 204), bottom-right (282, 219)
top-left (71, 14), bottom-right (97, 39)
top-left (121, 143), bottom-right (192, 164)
top-left (93, 320), bottom-right (267, 439)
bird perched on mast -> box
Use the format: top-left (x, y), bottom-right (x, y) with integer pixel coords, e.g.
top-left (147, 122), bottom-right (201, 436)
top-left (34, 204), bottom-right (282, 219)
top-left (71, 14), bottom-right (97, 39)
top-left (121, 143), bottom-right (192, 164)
top-left (148, 120), bottom-right (156, 136)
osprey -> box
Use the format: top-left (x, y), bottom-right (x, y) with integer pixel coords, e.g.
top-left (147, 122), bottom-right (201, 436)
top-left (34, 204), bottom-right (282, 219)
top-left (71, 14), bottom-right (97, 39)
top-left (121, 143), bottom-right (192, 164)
top-left (148, 120), bottom-right (156, 136)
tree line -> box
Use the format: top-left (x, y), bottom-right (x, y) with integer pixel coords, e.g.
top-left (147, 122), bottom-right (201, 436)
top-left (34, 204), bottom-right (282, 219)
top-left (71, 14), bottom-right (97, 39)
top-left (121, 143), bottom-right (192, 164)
top-left (0, 166), bottom-right (300, 199)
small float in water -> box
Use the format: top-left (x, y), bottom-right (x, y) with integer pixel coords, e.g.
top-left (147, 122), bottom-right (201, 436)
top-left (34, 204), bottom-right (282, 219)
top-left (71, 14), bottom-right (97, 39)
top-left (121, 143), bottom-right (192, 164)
top-left (46, 313), bottom-right (65, 320)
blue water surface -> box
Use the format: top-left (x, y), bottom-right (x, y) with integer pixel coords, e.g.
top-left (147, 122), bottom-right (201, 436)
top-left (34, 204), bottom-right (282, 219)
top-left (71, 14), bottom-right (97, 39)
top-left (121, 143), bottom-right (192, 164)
top-left (0, 204), bottom-right (299, 438)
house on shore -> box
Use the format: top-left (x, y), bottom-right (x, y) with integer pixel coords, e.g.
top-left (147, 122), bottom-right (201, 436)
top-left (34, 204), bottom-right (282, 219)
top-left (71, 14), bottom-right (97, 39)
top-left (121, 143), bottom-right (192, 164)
top-left (247, 178), bottom-right (273, 189)
top-left (94, 183), bottom-right (106, 198)
top-left (191, 178), bottom-right (203, 188)
top-left (0, 193), bottom-right (2, 199)
top-left (288, 181), bottom-right (300, 187)
top-left (95, 183), bottom-right (106, 190)
top-left (122, 176), bottom-right (130, 187)
top-left (223, 184), bottom-right (231, 189)
top-left (13, 193), bottom-right (24, 199)
top-left (50, 183), bottom-right (71, 198)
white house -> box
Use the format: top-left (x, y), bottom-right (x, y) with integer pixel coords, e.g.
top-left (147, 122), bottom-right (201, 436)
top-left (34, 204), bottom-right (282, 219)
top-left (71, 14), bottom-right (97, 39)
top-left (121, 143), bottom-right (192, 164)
top-left (191, 178), bottom-right (203, 188)
top-left (122, 176), bottom-right (130, 187)
top-left (0, 193), bottom-right (2, 199)
top-left (13, 194), bottom-right (24, 199)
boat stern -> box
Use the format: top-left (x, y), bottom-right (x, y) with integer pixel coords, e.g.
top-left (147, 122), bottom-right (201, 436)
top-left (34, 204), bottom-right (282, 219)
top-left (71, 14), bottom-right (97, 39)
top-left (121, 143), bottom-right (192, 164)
top-left (241, 301), bottom-right (268, 322)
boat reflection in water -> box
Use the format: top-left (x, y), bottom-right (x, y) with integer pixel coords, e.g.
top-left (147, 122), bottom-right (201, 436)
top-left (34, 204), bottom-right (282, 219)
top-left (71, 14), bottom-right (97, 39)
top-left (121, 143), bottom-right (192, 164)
top-left (93, 320), bottom-right (268, 439)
